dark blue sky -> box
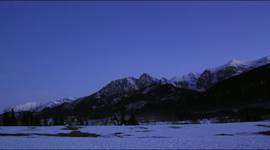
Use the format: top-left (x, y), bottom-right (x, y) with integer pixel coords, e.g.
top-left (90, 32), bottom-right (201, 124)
top-left (1, 1), bottom-right (270, 110)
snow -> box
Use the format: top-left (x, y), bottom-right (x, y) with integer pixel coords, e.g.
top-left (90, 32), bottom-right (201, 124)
top-left (0, 126), bottom-right (69, 134)
top-left (7, 56), bottom-right (270, 113)
top-left (247, 56), bottom-right (270, 68)
top-left (138, 73), bottom-right (159, 83)
top-left (37, 98), bottom-right (74, 111)
top-left (167, 56), bottom-right (270, 91)
top-left (0, 121), bottom-right (270, 149)
top-left (210, 59), bottom-right (244, 73)
top-left (11, 102), bottom-right (42, 112)
top-left (170, 73), bottom-right (200, 89)
top-left (8, 98), bottom-right (74, 113)
top-left (210, 56), bottom-right (270, 73)
top-left (126, 77), bottom-right (138, 89)
top-left (170, 73), bottom-right (199, 82)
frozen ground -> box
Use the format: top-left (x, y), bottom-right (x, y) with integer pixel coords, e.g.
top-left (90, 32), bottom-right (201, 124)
top-left (0, 121), bottom-right (270, 149)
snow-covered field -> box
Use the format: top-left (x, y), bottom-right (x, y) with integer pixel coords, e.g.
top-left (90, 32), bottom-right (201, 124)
top-left (0, 121), bottom-right (270, 149)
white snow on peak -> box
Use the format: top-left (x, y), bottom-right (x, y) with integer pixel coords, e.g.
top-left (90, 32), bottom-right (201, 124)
top-left (209, 56), bottom-right (270, 73)
top-left (209, 59), bottom-right (244, 73)
top-left (170, 73), bottom-right (200, 82)
top-left (37, 98), bottom-right (74, 111)
top-left (138, 73), bottom-right (159, 83)
top-left (227, 59), bottom-right (244, 66)
top-left (97, 73), bottom-right (161, 96)
top-left (247, 56), bottom-right (270, 68)
top-left (97, 77), bottom-right (139, 96)
top-left (126, 77), bottom-right (138, 87)
top-left (8, 98), bottom-right (75, 112)
top-left (139, 73), bottom-right (154, 79)
top-left (169, 55), bottom-right (270, 91)
top-left (169, 73), bottom-right (200, 89)
top-left (11, 102), bottom-right (42, 112)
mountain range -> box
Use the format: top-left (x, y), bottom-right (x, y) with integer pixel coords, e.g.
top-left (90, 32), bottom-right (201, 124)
top-left (3, 55), bottom-right (270, 124)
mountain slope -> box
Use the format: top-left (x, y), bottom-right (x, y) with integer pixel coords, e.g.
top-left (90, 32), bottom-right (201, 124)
top-left (204, 63), bottom-right (270, 107)
top-left (41, 61), bottom-right (270, 121)
top-left (10, 102), bottom-right (42, 112)
top-left (188, 64), bottom-right (270, 121)
top-left (95, 56), bottom-right (270, 97)
top-left (196, 56), bottom-right (270, 90)
top-left (8, 98), bottom-right (74, 113)
top-left (96, 73), bottom-right (160, 97)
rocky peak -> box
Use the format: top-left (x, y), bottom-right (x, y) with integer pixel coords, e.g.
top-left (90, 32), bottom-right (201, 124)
top-left (139, 73), bottom-right (152, 80)
top-left (97, 77), bottom-right (139, 96)
top-left (227, 59), bottom-right (243, 66)
top-left (196, 56), bottom-right (270, 91)
top-left (137, 73), bottom-right (159, 88)
top-left (170, 73), bottom-right (200, 90)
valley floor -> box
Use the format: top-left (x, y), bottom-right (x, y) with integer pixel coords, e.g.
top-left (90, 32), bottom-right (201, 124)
top-left (0, 121), bottom-right (270, 149)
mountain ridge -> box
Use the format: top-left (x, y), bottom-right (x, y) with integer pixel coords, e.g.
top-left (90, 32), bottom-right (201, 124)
top-left (7, 98), bottom-right (75, 113)
top-left (6, 55), bottom-right (270, 113)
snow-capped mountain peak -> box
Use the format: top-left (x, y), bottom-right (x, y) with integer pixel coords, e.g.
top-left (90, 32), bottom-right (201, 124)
top-left (226, 59), bottom-right (243, 66)
top-left (8, 98), bottom-right (75, 113)
top-left (37, 98), bottom-right (74, 111)
top-left (137, 73), bottom-right (159, 87)
top-left (11, 102), bottom-right (42, 112)
top-left (170, 73), bottom-right (200, 90)
top-left (169, 56), bottom-right (270, 91)
top-left (97, 77), bottom-right (139, 96)
top-left (139, 73), bottom-right (154, 80)
top-left (97, 73), bottom-right (160, 97)
top-left (209, 59), bottom-right (245, 73)
top-left (170, 73), bottom-right (200, 82)
top-left (197, 56), bottom-right (270, 90)
top-left (211, 56), bottom-right (270, 73)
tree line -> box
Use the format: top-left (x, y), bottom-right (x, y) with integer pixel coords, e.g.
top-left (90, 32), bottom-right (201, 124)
top-left (0, 109), bottom-right (139, 126)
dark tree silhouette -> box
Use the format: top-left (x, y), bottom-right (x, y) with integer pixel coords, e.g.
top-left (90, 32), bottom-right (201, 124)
top-left (10, 109), bottom-right (17, 126)
top-left (3, 112), bottom-right (10, 126)
top-left (3, 109), bottom-right (17, 126)
top-left (127, 113), bottom-right (139, 125)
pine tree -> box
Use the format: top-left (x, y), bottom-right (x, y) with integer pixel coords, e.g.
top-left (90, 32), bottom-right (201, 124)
top-left (33, 115), bottom-right (41, 126)
top-left (10, 109), bottom-right (17, 126)
top-left (120, 106), bottom-right (127, 125)
top-left (120, 112), bottom-right (125, 125)
top-left (3, 112), bottom-right (10, 126)
top-left (127, 113), bottom-right (139, 125)
top-left (112, 114), bottom-right (120, 125)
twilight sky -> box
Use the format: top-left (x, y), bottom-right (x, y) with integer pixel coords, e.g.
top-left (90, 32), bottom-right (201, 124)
top-left (0, 1), bottom-right (270, 111)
